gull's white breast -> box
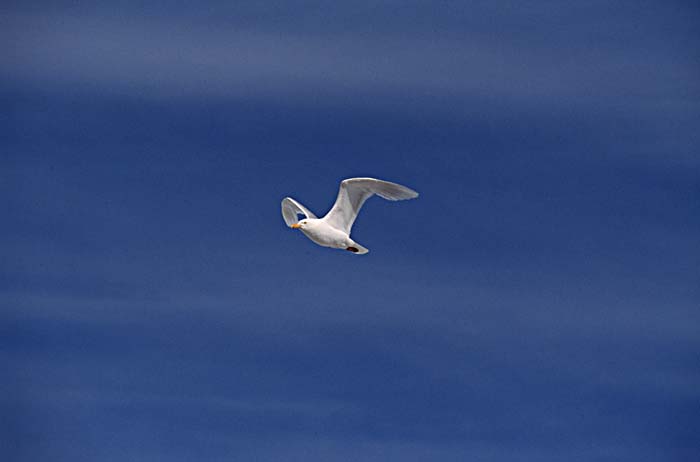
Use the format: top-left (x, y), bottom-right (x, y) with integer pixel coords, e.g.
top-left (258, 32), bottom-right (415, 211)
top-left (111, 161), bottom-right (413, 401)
top-left (301, 222), bottom-right (349, 249)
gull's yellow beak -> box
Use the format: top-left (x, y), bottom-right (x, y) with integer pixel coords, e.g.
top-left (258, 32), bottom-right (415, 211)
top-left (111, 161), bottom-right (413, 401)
top-left (291, 223), bottom-right (301, 229)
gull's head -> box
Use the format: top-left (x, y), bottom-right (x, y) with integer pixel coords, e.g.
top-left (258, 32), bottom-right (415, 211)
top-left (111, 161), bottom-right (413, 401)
top-left (291, 219), bottom-right (310, 229)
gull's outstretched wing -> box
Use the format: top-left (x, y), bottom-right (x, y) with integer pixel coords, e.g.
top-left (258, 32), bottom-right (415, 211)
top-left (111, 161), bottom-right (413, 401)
top-left (322, 178), bottom-right (418, 234)
top-left (281, 197), bottom-right (317, 227)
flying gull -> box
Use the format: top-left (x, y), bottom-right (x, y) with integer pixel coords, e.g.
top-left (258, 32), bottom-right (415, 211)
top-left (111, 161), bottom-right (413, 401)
top-left (281, 177), bottom-right (418, 254)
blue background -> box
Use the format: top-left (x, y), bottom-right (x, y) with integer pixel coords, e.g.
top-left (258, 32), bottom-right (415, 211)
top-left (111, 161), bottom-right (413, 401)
top-left (3, 1), bottom-right (699, 460)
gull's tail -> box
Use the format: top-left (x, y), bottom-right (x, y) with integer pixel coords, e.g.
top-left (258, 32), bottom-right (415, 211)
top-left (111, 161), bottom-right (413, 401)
top-left (346, 241), bottom-right (369, 255)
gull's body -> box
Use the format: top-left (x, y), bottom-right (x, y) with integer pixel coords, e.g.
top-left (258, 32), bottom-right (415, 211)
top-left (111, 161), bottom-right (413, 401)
top-left (281, 177), bottom-right (418, 254)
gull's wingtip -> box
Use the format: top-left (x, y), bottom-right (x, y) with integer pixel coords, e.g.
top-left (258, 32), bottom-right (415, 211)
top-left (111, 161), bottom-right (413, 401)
top-left (396, 186), bottom-right (419, 200)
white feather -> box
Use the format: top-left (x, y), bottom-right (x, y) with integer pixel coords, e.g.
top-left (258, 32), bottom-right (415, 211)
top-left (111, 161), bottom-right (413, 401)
top-left (281, 197), bottom-right (317, 227)
top-left (322, 178), bottom-right (419, 234)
